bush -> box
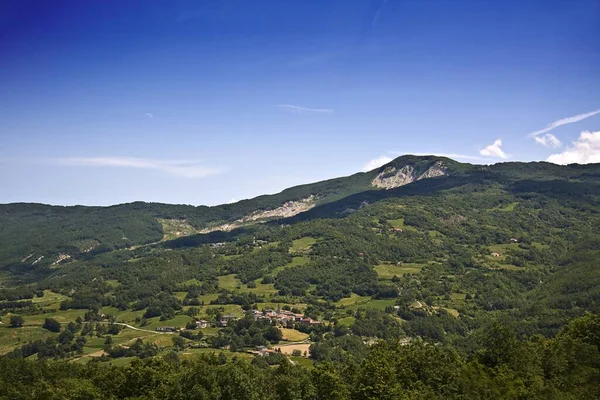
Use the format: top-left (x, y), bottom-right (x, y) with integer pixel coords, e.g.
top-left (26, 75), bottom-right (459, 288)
top-left (9, 315), bottom-right (24, 328)
top-left (42, 318), bottom-right (61, 333)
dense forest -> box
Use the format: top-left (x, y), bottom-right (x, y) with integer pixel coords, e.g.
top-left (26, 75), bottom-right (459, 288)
top-left (1, 156), bottom-right (600, 399)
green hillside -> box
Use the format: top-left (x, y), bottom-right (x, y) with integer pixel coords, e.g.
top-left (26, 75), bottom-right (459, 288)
top-left (1, 156), bottom-right (600, 399)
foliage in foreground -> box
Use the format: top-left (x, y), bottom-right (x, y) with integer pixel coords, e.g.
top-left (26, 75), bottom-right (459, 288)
top-left (1, 313), bottom-right (599, 400)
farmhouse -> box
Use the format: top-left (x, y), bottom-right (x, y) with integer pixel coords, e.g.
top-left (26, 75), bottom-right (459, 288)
top-left (196, 320), bottom-right (208, 328)
top-left (491, 252), bottom-right (501, 257)
top-left (220, 314), bottom-right (238, 327)
top-left (155, 326), bottom-right (177, 332)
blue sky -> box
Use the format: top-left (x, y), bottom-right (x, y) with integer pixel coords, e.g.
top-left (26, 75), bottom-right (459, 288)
top-left (1, 0), bottom-right (599, 206)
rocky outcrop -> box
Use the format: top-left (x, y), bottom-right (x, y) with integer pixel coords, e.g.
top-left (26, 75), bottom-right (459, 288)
top-left (372, 165), bottom-right (416, 189)
top-left (371, 161), bottom-right (447, 189)
top-left (417, 161), bottom-right (447, 180)
top-left (200, 196), bottom-right (317, 233)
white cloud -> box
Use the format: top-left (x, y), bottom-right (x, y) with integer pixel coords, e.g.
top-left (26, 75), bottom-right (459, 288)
top-left (144, 113), bottom-right (154, 119)
top-left (529, 108), bottom-right (600, 137)
top-left (479, 139), bottom-right (508, 159)
top-left (54, 157), bottom-right (222, 178)
top-left (362, 156), bottom-right (393, 172)
top-left (547, 131), bottom-right (600, 165)
top-left (533, 133), bottom-right (561, 148)
top-left (276, 104), bottom-right (333, 114)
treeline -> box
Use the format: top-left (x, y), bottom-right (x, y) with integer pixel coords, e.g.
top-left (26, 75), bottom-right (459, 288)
top-left (1, 313), bottom-right (599, 399)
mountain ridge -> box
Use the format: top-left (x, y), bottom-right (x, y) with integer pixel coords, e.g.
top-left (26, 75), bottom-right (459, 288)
top-left (2, 155), bottom-right (600, 269)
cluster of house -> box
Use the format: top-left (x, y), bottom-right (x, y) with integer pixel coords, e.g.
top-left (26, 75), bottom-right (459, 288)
top-left (252, 307), bottom-right (321, 326)
top-left (154, 307), bottom-right (322, 332)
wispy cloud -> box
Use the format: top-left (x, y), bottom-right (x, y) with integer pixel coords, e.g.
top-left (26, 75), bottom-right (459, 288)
top-left (54, 157), bottom-right (222, 179)
top-left (144, 113), bottom-right (154, 119)
top-left (533, 133), bottom-right (561, 148)
top-left (276, 104), bottom-right (333, 114)
top-left (362, 156), bottom-right (393, 172)
top-left (479, 139), bottom-right (509, 159)
top-left (547, 130), bottom-right (600, 165)
top-left (372, 0), bottom-right (388, 26)
top-left (528, 108), bottom-right (600, 146)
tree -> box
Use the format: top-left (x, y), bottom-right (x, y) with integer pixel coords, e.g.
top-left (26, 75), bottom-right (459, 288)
top-left (185, 320), bottom-right (197, 330)
top-left (9, 315), bottom-right (24, 328)
top-left (172, 336), bottom-right (185, 351)
top-left (42, 318), bottom-right (61, 333)
top-left (107, 324), bottom-right (122, 335)
top-left (264, 326), bottom-right (283, 343)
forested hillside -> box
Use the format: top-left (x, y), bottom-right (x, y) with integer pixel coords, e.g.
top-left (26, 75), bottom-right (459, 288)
top-left (1, 155), bottom-right (600, 399)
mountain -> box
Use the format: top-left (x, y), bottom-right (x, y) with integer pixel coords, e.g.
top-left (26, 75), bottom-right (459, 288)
top-left (2, 155), bottom-right (599, 270)
top-left (0, 156), bottom-right (596, 265)
top-left (2, 154), bottom-right (600, 398)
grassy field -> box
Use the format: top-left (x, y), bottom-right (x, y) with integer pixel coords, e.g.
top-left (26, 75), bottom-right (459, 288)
top-left (487, 243), bottom-right (520, 254)
top-left (202, 304), bottom-right (244, 318)
top-left (290, 237), bottom-right (316, 252)
top-left (487, 202), bottom-right (518, 212)
top-left (374, 263), bottom-right (424, 279)
top-left (31, 290), bottom-right (68, 309)
top-left (142, 314), bottom-right (192, 330)
top-left (334, 293), bottom-right (371, 307)
top-left (238, 280), bottom-right (278, 296)
top-left (272, 256), bottom-right (309, 275)
top-left (196, 293), bottom-right (220, 305)
top-left (280, 328), bottom-right (309, 341)
top-left (0, 325), bottom-right (57, 355)
top-left (19, 309), bottom-right (86, 326)
top-left (337, 316), bottom-right (356, 327)
top-left (290, 356), bottom-right (313, 368)
top-left (388, 218), bottom-right (405, 228)
top-left (217, 274), bottom-right (241, 290)
top-left (348, 299), bottom-right (396, 311)
top-left (275, 343), bottom-right (311, 356)
top-left (105, 279), bottom-right (121, 289)
top-left (435, 306), bottom-right (460, 318)
top-left (173, 291), bottom-right (187, 301)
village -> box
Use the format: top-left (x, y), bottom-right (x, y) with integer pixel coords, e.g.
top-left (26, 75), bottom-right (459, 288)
top-left (155, 306), bottom-right (321, 333)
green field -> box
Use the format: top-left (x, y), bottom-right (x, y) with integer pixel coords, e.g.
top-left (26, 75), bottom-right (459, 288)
top-left (337, 316), bottom-right (356, 327)
top-left (334, 293), bottom-right (371, 307)
top-left (280, 328), bottom-right (309, 341)
top-left (388, 218), bottom-right (405, 228)
top-left (0, 325), bottom-right (57, 355)
top-left (31, 290), bottom-right (69, 309)
top-left (374, 263), bottom-right (424, 279)
top-left (349, 299), bottom-right (396, 311)
top-left (197, 293), bottom-right (220, 304)
top-left (272, 256), bottom-right (309, 275)
top-left (239, 280), bottom-right (278, 296)
top-left (290, 237), bottom-right (316, 252)
top-left (217, 274), bottom-right (241, 290)
top-left (142, 314), bottom-right (192, 330)
top-left (487, 202), bottom-right (518, 212)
